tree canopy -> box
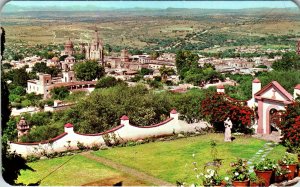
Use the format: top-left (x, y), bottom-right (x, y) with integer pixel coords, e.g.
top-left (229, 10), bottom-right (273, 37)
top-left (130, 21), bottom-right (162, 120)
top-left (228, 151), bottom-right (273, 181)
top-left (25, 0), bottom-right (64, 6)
top-left (74, 60), bottom-right (105, 81)
top-left (32, 62), bottom-right (60, 77)
top-left (50, 86), bottom-right (70, 100)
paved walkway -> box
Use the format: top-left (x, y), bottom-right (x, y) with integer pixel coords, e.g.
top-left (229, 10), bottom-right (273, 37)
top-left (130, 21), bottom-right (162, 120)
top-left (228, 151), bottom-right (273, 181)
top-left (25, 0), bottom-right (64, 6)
top-left (252, 131), bottom-right (282, 143)
top-left (247, 141), bottom-right (277, 172)
top-left (80, 151), bottom-right (174, 186)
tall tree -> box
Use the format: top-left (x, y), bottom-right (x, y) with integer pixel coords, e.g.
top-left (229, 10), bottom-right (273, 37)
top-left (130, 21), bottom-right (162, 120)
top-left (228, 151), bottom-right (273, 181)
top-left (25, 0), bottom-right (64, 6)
top-left (1, 27), bottom-right (34, 185)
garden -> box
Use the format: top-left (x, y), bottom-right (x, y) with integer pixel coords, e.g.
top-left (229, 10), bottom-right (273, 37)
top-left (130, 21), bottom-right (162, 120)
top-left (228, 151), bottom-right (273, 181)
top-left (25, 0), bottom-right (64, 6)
top-left (16, 133), bottom-right (299, 186)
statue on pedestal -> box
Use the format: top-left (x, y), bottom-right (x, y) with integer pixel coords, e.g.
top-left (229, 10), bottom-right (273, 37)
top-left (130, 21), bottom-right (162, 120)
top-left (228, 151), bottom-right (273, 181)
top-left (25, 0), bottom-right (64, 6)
top-left (224, 117), bottom-right (232, 142)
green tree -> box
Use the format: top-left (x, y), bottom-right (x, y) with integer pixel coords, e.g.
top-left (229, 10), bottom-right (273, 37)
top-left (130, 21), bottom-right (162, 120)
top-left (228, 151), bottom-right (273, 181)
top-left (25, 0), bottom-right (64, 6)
top-left (271, 52), bottom-right (300, 71)
top-left (74, 60), bottom-right (105, 81)
top-left (10, 86), bottom-right (26, 96)
top-left (74, 53), bottom-right (85, 60)
top-left (175, 50), bottom-right (199, 79)
top-left (159, 65), bottom-right (175, 82)
top-left (32, 62), bottom-right (60, 77)
top-left (1, 26), bottom-right (33, 185)
top-left (50, 86), bottom-right (70, 100)
top-left (95, 76), bottom-right (127, 89)
top-left (9, 68), bottom-right (30, 87)
top-left (139, 68), bottom-right (153, 76)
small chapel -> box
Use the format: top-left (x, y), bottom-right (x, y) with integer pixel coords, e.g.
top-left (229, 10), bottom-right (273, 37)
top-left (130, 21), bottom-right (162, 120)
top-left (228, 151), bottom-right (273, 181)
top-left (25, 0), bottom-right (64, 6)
top-left (218, 79), bottom-right (300, 135)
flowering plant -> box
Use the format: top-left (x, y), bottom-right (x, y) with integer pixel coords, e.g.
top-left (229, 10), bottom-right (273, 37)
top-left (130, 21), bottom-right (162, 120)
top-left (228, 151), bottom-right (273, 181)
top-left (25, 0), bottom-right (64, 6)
top-left (278, 152), bottom-right (297, 165)
top-left (275, 165), bottom-right (290, 176)
top-left (254, 158), bottom-right (277, 171)
top-left (198, 168), bottom-right (222, 186)
top-left (229, 158), bottom-right (250, 181)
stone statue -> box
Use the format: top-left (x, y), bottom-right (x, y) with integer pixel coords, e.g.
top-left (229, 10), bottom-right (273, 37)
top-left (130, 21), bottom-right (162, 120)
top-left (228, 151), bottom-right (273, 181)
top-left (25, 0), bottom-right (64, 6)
top-left (224, 117), bottom-right (233, 142)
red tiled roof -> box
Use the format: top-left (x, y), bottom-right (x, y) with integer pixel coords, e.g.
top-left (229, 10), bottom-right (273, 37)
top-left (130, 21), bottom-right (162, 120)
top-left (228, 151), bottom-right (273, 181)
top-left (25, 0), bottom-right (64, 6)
top-left (48, 81), bottom-right (97, 89)
top-left (64, 123), bottom-right (73, 128)
top-left (217, 85), bottom-right (224, 89)
top-left (253, 78), bottom-right (261, 83)
top-left (295, 84), bottom-right (300, 90)
top-left (120, 115), bottom-right (129, 120)
top-left (170, 109), bottom-right (177, 114)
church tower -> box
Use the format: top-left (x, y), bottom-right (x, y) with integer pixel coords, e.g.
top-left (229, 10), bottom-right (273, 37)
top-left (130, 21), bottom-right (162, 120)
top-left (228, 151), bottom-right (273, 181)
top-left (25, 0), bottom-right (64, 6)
top-left (61, 38), bottom-right (75, 56)
top-left (85, 28), bottom-right (104, 65)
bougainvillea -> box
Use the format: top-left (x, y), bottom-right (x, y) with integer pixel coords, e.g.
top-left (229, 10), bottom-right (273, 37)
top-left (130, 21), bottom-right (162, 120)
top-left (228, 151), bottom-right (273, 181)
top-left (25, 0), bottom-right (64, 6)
top-left (279, 102), bottom-right (300, 149)
top-left (201, 93), bottom-right (254, 133)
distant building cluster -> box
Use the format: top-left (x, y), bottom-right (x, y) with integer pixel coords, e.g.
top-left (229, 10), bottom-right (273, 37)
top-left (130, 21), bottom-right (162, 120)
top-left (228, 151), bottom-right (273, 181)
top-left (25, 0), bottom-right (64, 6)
top-left (3, 26), bottom-right (300, 100)
top-left (198, 56), bottom-right (282, 74)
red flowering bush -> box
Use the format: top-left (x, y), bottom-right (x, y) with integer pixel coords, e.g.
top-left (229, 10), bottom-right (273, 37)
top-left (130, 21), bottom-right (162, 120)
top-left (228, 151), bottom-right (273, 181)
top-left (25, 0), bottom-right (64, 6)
top-left (201, 93), bottom-right (254, 133)
top-left (279, 102), bottom-right (300, 150)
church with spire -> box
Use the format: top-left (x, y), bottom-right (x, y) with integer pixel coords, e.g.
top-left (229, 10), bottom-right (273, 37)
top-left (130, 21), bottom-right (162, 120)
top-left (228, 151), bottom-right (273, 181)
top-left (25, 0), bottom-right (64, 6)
top-left (85, 28), bottom-right (104, 64)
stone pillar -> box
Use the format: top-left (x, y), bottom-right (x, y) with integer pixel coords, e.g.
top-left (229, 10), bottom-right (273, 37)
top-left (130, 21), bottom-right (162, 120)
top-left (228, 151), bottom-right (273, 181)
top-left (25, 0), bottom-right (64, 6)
top-left (256, 100), bottom-right (264, 134)
top-left (64, 123), bottom-right (74, 134)
top-left (120, 115), bottom-right (129, 126)
top-left (170, 109), bottom-right (178, 121)
top-left (217, 85), bottom-right (225, 93)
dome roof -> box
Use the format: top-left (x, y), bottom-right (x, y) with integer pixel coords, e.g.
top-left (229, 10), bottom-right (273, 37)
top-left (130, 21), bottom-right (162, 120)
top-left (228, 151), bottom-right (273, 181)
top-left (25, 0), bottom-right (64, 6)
top-left (65, 38), bottom-right (73, 46)
top-left (52, 57), bottom-right (59, 62)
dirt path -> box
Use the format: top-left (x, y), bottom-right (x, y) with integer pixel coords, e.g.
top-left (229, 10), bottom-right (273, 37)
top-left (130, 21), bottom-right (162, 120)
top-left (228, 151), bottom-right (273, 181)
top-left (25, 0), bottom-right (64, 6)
top-left (80, 151), bottom-right (174, 186)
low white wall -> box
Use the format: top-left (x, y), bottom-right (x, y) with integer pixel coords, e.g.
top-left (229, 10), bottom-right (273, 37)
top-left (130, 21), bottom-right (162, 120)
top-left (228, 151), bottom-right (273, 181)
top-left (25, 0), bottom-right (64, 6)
top-left (9, 111), bottom-right (209, 157)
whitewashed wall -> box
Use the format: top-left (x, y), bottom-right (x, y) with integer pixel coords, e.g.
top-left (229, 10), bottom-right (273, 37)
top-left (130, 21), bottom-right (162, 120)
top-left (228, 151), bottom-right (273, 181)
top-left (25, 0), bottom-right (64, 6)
top-left (9, 110), bottom-right (209, 157)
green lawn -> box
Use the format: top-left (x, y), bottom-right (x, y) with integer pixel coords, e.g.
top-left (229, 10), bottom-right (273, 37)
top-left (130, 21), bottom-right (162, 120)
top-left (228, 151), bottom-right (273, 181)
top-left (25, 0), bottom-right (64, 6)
top-left (92, 134), bottom-right (276, 184)
top-left (17, 134), bottom-right (291, 186)
top-left (17, 154), bottom-right (149, 186)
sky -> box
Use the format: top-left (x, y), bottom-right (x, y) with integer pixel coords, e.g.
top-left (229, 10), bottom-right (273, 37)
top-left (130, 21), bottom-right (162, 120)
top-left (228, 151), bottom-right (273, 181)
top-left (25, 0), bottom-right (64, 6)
top-left (2, 1), bottom-right (298, 12)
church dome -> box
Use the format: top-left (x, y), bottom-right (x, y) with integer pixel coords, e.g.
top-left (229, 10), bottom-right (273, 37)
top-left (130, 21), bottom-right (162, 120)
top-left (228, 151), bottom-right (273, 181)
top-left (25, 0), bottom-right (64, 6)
top-left (52, 57), bottom-right (59, 62)
top-left (65, 38), bottom-right (73, 46)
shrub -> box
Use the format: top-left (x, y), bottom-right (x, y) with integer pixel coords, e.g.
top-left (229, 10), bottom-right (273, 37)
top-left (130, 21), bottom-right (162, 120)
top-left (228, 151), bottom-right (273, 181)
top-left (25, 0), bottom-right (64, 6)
top-left (201, 93), bottom-right (253, 133)
top-left (279, 102), bottom-right (300, 150)
top-left (95, 76), bottom-right (127, 89)
top-left (77, 142), bottom-right (88, 151)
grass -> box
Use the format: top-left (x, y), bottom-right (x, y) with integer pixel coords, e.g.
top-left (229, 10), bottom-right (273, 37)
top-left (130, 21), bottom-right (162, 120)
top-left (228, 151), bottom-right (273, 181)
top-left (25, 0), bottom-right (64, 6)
top-left (17, 134), bottom-right (292, 186)
top-left (92, 133), bottom-right (269, 184)
top-left (17, 154), bottom-right (149, 186)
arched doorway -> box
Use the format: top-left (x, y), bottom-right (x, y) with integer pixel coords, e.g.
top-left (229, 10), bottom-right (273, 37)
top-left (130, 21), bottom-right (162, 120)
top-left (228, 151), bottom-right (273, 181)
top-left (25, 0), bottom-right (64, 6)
top-left (269, 108), bottom-right (282, 134)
